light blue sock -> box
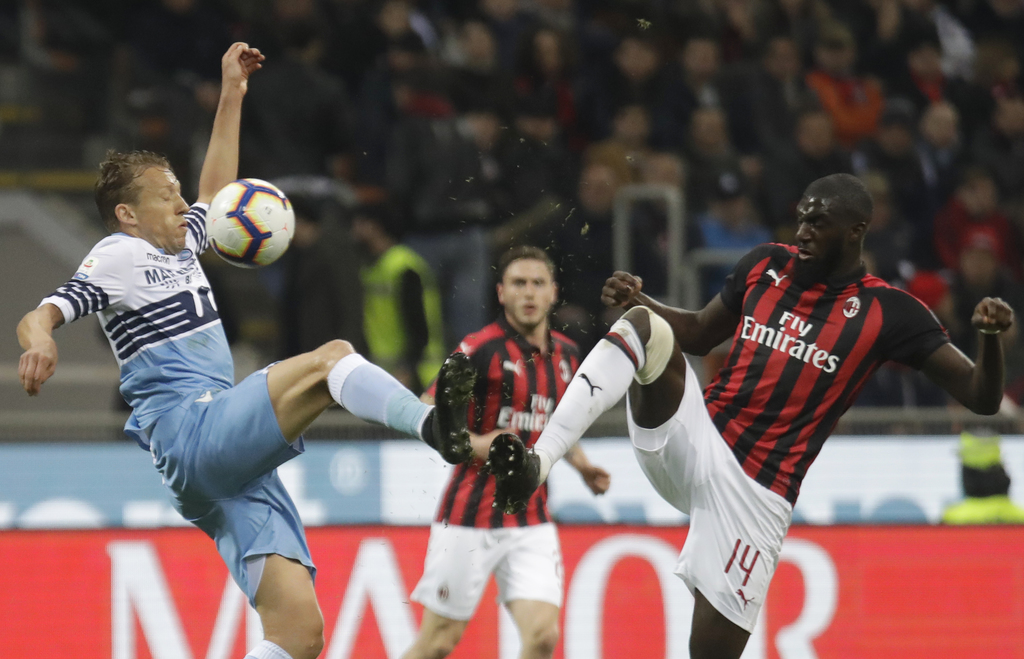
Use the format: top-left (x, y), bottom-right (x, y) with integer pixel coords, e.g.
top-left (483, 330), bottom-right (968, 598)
top-left (327, 354), bottom-right (431, 439)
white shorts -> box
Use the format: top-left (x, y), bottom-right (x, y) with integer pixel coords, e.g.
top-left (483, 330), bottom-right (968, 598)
top-left (411, 522), bottom-right (563, 620)
top-left (627, 361), bottom-right (792, 632)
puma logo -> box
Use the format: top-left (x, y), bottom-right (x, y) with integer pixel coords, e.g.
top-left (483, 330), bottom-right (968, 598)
top-left (736, 589), bottom-right (754, 609)
top-left (766, 269), bottom-right (788, 287)
top-left (503, 360), bottom-right (523, 376)
top-left (580, 373), bottom-right (602, 396)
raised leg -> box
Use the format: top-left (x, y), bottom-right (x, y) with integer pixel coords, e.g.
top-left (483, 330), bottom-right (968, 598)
top-left (689, 589), bottom-right (750, 659)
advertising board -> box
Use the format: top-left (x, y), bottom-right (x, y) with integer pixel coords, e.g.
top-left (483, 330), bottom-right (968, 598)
top-left (2, 525), bottom-right (1021, 659)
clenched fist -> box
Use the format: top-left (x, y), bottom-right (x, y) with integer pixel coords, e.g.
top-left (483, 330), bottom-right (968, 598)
top-left (601, 271), bottom-right (643, 308)
top-left (972, 297), bottom-right (1014, 334)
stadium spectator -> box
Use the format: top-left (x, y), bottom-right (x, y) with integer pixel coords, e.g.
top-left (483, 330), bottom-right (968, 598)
top-left (893, 0), bottom-right (975, 81)
top-left (684, 106), bottom-right (745, 215)
top-left (917, 100), bottom-right (966, 221)
top-left (446, 19), bottom-right (514, 119)
top-left (943, 431), bottom-right (1024, 524)
top-left (577, 33), bottom-right (672, 145)
top-left (860, 171), bottom-right (913, 283)
top-left (239, 19), bottom-right (354, 181)
top-left (762, 108), bottom-right (852, 231)
top-left (661, 35), bottom-right (729, 150)
top-left (500, 92), bottom-right (575, 215)
top-left (480, 0), bottom-right (534, 71)
top-left (695, 169), bottom-right (772, 303)
top-left (278, 195), bottom-right (366, 358)
top-left (887, 29), bottom-right (973, 117)
top-left (351, 204), bottom-right (446, 394)
top-left (320, 0), bottom-right (389, 94)
top-left (551, 161), bottom-right (626, 349)
top-left (387, 100), bottom-right (504, 345)
top-left (972, 97), bottom-right (1024, 207)
top-left (961, 0), bottom-right (1024, 65)
top-left (356, 31), bottom-right (447, 185)
top-left (933, 167), bottom-right (1022, 278)
top-left (806, 22), bottom-right (884, 148)
top-left (957, 38), bottom-right (1021, 141)
top-left (852, 99), bottom-right (930, 234)
top-left (513, 27), bottom-right (582, 150)
top-left (585, 103), bottom-right (654, 182)
top-left (748, 35), bottom-right (815, 158)
top-left (946, 228), bottom-right (1024, 359)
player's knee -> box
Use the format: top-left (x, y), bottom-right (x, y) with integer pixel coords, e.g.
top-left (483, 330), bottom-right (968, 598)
top-left (423, 618), bottom-right (467, 659)
top-left (620, 306), bottom-right (652, 343)
top-left (612, 307), bottom-right (674, 385)
top-left (522, 620), bottom-right (559, 657)
top-left (313, 339), bottom-right (355, 372)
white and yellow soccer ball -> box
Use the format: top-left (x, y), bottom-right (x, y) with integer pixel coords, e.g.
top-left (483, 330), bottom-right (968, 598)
top-left (207, 178), bottom-right (295, 268)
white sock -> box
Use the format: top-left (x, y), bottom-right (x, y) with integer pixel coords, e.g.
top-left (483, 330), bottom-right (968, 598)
top-left (534, 323), bottom-right (644, 481)
top-left (245, 639), bottom-right (294, 659)
top-left (327, 353), bottom-right (432, 440)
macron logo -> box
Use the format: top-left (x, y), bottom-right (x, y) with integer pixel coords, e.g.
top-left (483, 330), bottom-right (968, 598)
top-left (766, 269), bottom-right (788, 287)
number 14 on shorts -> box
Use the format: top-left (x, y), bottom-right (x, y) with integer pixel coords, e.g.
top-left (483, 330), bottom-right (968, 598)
top-left (725, 538), bottom-right (760, 609)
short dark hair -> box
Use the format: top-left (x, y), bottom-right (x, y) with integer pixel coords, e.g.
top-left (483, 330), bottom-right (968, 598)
top-left (803, 173), bottom-right (873, 224)
top-left (95, 150), bottom-right (172, 233)
top-left (498, 245), bottom-right (556, 280)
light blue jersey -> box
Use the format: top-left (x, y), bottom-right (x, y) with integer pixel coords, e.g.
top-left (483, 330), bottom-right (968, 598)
top-left (41, 204), bottom-right (233, 448)
top-left (39, 202), bottom-right (314, 604)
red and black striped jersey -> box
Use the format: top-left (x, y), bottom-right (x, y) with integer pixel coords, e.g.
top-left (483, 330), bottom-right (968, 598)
top-left (705, 244), bottom-right (950, 505)
top-left (429, 315), bottom-right (580, 528)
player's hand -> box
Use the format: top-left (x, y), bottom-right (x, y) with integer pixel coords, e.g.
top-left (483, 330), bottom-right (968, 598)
top-left (19, 340), bottom-right (58, 396)
top-left (579, 464), bottom-right (611, 495)
top-left (601, 271), bottom-right (643, 308)
top-left (221, 42), bottom-right (264, 95)
top-left (971, 297), bottom-right (1014, 334)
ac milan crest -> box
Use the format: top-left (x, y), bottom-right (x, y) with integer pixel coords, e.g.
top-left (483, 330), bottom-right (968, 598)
top-left (843, 296), bottom-right (861, 318)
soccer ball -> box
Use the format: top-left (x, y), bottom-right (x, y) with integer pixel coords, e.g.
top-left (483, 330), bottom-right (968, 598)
top-left (207, 179), bottom-right (295, 268)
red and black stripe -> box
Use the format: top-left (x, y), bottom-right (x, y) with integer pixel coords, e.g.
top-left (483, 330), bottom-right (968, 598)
top-left (433, 317), bottom-right (579, 528)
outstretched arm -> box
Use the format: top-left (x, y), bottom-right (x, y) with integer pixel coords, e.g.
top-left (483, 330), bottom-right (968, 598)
top-left (602, 271), bottom-right (740, 356)
top-left (921, 297), bottom-right (1014, 415)
top-left (196, 42), bottom-right (264, 205)
top-left (17, 304), bottom-right (65, 396)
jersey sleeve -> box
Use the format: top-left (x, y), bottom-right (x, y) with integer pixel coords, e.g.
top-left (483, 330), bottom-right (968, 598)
top-left (878, 289), bottom-right (951, 369)
top-left (719, 244), bottom-right (780, 314)
top-left (39, 240), bottom-right (132, 324)
top-left (185, 203), bottom-right (210, 254)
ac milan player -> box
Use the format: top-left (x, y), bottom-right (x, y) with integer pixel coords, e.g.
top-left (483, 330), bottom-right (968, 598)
top-left (488, 174), bottom-right (1014, 659)
top-left (402, 246), bottom-right (611, 659)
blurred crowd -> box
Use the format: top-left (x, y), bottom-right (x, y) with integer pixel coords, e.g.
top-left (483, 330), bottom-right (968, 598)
top-left (3, 0), bottom-right (1024, 404)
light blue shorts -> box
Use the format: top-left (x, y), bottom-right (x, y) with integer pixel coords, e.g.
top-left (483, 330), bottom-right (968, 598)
top-left (148, 369), bottom-right (314, 606)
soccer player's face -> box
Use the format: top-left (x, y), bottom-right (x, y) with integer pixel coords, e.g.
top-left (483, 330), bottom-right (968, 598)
top-left (128, 168), bottom-right (190, 254)
top-left (793, 195), bottom-right (846, 281)
top-left (498, 259), bottom-right (557, 332)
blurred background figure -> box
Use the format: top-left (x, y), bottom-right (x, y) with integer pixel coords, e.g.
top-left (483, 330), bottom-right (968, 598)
top-left (943, 431), bottom-right (1024, 524)
top-left (278, 194), bottom-right (366, 359)
top-left (806, 21), bottom-right (883, 149)
top-left (695, 168), bottom-right (771, 303)
top-left (352, 203), bottom-right (446, 394)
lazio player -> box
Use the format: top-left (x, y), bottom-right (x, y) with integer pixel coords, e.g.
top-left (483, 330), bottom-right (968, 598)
top-left (16, 43), bottom-right (475, 659)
